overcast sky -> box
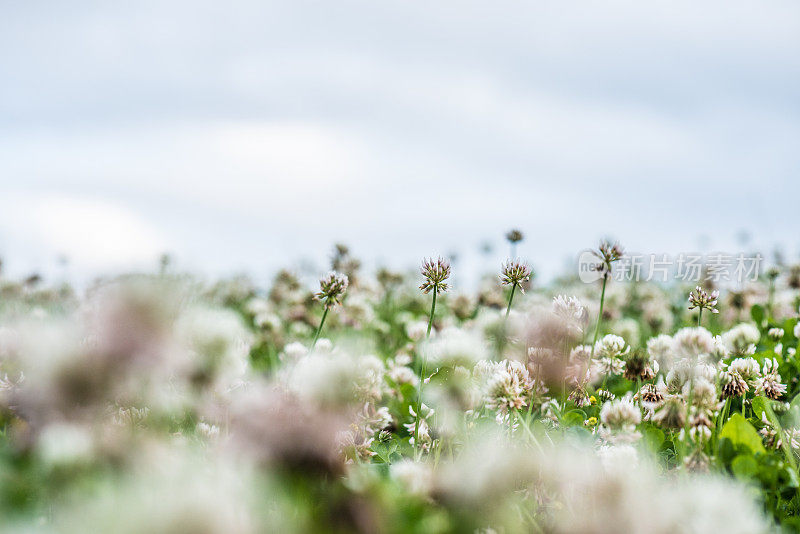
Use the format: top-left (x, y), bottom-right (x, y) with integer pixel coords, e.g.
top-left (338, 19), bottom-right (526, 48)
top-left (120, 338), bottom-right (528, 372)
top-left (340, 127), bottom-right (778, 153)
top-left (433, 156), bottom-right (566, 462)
top-left (1, 1), bottom-right (799, 288)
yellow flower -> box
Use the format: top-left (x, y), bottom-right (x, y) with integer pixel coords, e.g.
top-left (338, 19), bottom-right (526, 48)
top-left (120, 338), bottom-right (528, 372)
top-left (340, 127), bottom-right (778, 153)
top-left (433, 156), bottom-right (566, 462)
top-left (589, 395), bottom-right (597, 405)
top-left (585, 417), bottom-right (598, 426)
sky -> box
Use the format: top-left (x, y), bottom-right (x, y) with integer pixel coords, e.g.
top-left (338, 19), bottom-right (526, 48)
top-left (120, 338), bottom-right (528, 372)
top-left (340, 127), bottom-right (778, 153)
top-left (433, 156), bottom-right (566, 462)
top-left (1, 1), bottom-right (799, 288)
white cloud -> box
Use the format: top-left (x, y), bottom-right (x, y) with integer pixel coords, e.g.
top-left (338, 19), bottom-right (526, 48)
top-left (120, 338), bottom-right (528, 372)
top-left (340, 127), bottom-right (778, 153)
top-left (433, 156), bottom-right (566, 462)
top-left (0, 0), bottom-right (798, 283)
top-left (0, 195), bottom-right (167, 275)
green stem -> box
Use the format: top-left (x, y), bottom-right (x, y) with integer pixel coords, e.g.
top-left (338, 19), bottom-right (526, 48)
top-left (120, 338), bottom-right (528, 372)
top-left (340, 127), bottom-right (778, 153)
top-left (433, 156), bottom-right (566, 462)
top-left (768, 280), bottom-right (775, 320)
top-left (590, 274), bottom-right (609, 358)
top-left (514, 409), bottom-right (544, 454)
top-left (714, 397), bottom-right (731, 449)
top-left (311, 306), bottom-right (330, 348)
top-left (682, 375), bottom-right (695, 453)
top-left (415, 289), bottom-right (438, 458)
top-left (426, 289), bottom-right (437, 338)
top-left (636, 377), bottom-right (642, 409)
top-left (697, 308), bottom-right (703, 327)
top-left (505, 283), bottom-right (518, 317)
top-left (764, 400), bottom-right (797, 472)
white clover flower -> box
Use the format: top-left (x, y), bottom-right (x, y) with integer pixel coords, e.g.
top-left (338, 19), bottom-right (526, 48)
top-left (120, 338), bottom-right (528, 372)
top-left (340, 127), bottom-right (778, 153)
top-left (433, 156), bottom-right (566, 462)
top-left (665, 359), bottom-right (715, 391)
top-left (286, 351), bottom-right (385, 405)
top-left (552, 295), bottom-right (586, 326)
top-left (753, 358), bottom-right (787, 400)
top-left (768, 327), bottom-right (785, 341)
top-left (391, 459), bottom-right (433, 496)
top-left (406, 320), bottom-right (429, 342)
top-left (595, 334), bottom-right (629, 359)
top-left (481, 359), bottom-right (532, 413)
top-left (176, 306), bottom-right (254, 386)
top-left (721, 323), bottom-right (761, 354)
top-left (600, 394), bottom-right (641, 431)
top-left (683, 377), bottom-right (718, 409)
top-left (254, 311), bottom-right (282, 331)
top-left (729, 357), bottom-right (760, 382)
top-left (315, 338), bottom-right (333, 353)
top-left (244, 297), bottom-right (269, 315)
top-left (592, 356), bottom-right (625, 378)
top-left (710, 335), bottom-right (730, 361)
top-left (500, 260), bottom-right (532, 291)
top-left (395, 352), bottom-right (412, 366)
top-left (388, 364), bottom-right (419, 386)
top-left (687, 286), bottom-right (719, 314)
top-left (672, 326), bottom-right (714, 359)
top-left (720, 370), bottom-right (749, 399)
top-left (646, 334), bottom-right (674, 367)
top-left (315, 271), bottom-right (349, 307)
top-left (428, 327), bottom-right (489, 367)
top-left (419, 257), bottom-right (451, 294)
top-left (281, 341), bottom-right (308, 361)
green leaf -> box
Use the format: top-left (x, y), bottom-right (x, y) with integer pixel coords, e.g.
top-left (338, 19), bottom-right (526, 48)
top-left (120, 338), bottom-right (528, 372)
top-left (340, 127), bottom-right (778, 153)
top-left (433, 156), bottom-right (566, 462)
top-left (751, 304), bottom-right (765, 327)
top-left (732, 454), bottom-right (759, 481)
top-left (751, 396), bottom-right (769, 421)
top-left (719, 413), bottom-right (766, 455)
top-left (640, 424), bottom-right (665, 453)
top-left (562, 409), bottom-right (586, 427)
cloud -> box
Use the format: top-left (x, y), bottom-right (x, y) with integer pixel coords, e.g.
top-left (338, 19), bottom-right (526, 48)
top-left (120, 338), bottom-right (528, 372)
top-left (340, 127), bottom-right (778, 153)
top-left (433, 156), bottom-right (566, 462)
top-left (0, 0), bottom-right (798, 283)
top-left (0, 195), bottom-right (167, 276)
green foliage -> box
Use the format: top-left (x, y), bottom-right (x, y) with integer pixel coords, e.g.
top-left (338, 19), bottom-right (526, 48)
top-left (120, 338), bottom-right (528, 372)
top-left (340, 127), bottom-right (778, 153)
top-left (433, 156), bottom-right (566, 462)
top-left (719, 413), bottom-right (766, 460)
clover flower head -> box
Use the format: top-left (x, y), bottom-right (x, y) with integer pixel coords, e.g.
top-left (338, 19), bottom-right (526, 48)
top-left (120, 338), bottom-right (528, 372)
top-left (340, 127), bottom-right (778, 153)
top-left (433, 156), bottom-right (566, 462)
top-left (720, 369), bottom-right (749, 398)
top-left (505, 229), bottom-right (524, 244)
top-left (600, 395), bottom-right (641, 431)
top-left (594, 240), bottom-right (624, 269)
top-left (729, 357), bottom-right (760, 381)
top-left (552, 295), bottom-right (586, 323)
top-left (595, 334), bottom-right (629, 359)
top-left (315, 271), bottom-right (349, 308)
top-left (768, 328), bottom-right (784, 341)
top-left (499, 259), bottom-right (532, 291)
top-left (753, 358), bottom-right (787, 400)
top-left (419, 257), bottom-right (451, 294)
top-left (652, 396), bottom-right (686, 429)
top-left (687, 286), bottom-right (719, 313)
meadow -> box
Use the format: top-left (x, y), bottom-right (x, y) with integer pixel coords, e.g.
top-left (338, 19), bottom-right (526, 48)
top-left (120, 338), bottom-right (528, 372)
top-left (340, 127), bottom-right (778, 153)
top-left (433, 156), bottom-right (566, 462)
top-left (0, 237), bottom-right (799, 533)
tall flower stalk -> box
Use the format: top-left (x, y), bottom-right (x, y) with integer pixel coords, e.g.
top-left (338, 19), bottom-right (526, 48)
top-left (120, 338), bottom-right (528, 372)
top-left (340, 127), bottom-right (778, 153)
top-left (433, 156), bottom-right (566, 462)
top-left (505, 229), bottom-right (524, 259)
top-left (311, 271), bottom-right (348, 348)
top-left (414, 257), bottom-right (450, 457)
top-left (590, 241), bottom-right (623, 358)
top-left (500, 259), bottom-right (532, 316)
top-left (766, 267), bottom-right (780, 319)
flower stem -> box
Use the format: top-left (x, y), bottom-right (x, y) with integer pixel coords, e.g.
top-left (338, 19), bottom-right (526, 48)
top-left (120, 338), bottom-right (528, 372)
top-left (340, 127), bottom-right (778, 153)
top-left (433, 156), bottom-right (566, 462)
top-left (426, 289), bottom-right (437, 338)
top-left (697, 308), bottom-right (703, 327)
top-left (682, 375), bottom-right (695, 453)
top-left (311, 306), bottom-right (329, 349)
top-left (590, 274), bottom-right (609, 358)
top-left (415, 289), bottom-right (438, 458)
top-left (768, 280), bottom-right (775, 319)
top-left (505, 283), bottom-right (518, 317)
